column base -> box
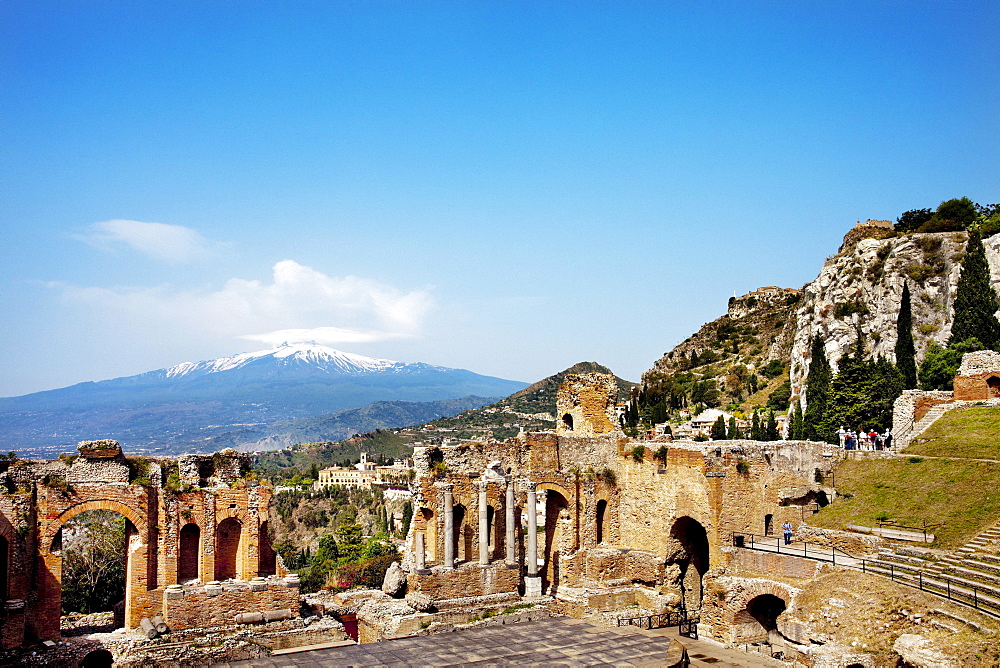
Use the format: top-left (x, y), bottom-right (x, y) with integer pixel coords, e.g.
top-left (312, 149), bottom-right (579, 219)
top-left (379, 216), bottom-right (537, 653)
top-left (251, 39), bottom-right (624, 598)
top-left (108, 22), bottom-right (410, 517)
top-left (524, 576), bottom-right (543, 597)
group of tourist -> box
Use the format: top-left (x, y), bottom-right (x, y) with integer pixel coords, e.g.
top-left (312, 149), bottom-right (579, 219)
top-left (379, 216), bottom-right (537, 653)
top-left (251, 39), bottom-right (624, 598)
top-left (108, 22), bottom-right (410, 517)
top-left (836, 426), bottom-right (892, 450)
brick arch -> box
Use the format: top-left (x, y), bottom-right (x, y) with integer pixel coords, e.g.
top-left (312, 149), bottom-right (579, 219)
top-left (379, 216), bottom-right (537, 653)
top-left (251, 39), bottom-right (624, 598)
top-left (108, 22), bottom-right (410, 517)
top-left (722, 580), bottom-right (797, 625)
top-left (535, 481), bottom-right (572, 499)
top-left (40, 499), bottom-right (148, 549)
top-left (214, 505), bottom-right (249, 527)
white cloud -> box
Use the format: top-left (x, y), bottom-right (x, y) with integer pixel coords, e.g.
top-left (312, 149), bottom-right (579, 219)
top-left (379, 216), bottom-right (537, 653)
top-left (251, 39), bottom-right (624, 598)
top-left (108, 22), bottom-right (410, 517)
top-left (51, 260), bottom-right (434, 349)
top-left (76, 219), bottom-right (217, 263)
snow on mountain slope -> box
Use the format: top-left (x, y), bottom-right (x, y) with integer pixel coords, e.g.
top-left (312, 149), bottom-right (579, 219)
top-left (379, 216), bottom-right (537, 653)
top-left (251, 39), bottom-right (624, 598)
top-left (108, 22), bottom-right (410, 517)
top-left (164, 342), bottom-right (406, 378)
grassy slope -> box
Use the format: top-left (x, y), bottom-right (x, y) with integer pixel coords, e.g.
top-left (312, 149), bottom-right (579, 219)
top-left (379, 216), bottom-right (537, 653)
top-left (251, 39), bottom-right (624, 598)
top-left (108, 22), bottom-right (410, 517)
top-left (812, 406), bottom-right (1000, 548)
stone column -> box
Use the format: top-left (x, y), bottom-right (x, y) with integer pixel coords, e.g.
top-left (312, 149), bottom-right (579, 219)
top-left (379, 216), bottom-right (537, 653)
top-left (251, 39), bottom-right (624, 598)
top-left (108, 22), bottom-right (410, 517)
top-left (478, 480), bottom-right (490, 566)
top-left (415, 532), bottom-right (427, 572)
top-left (523, 480), bottom-right (542, 596)
top-left (505, 477), bottom-right (516, 567)
top-left (441, 484), bottom-right (455, 569)
top-left (525, 481), bottom-right (538, 577)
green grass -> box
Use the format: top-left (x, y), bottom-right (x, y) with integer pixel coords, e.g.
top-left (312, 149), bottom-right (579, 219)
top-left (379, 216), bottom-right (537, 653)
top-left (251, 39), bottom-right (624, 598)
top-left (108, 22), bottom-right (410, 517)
top-left (813, 406), bottom-right (1000, 548)
top-left (906, 406), bottom-right (1000, 460)
top-left (812, 457), bottom-right (1000, 548)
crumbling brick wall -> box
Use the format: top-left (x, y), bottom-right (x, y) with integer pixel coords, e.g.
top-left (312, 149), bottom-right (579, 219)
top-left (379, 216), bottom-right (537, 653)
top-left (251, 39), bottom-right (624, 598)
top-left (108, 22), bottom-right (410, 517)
top-left (0, 441), bottom-right (285, 647)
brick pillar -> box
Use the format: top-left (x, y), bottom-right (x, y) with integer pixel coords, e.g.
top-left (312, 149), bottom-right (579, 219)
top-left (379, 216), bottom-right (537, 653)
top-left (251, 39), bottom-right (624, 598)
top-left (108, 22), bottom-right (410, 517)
top-left (35, 551), bottom-right (62, 640)
top-left (125, 532), bottom-right (150, 629)
top-left (505, 477), bottom-right (516, 567)
top-left (478, 480), bottom-right (490, 566)
top-left (202, 493), bottom-right (216, 582)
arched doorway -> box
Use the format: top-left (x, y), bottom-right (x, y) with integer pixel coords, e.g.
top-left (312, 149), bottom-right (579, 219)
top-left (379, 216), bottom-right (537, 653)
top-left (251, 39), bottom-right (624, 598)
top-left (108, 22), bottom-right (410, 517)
top-left (562, 414), bottom-right (574, 431)
top-left (988, 376), bottom-right (1000, 398)
top-left (452, 505), bottom-right (467, 563)
top-left (732, 593), bottom-right (787, 643)
top-left (178, 523), bottom-right (200, 582)
top-left (38, 499), bottom-right (150, 637)
top-left (764, 514), bottom-right (773, 536)
top-left (541, 489), bottom-right (570, 593)
top-left (258, 521), bottom-right (277, 576)
top-left (420, 508), bottom-right (436, 563)
top-left (57, 510), bottom-right (130, 631)
top-left (215, 518), bottom-right (242, 580)
top-left (667, 516), bottom-right (710, 612)
top-left (596, 500), bottom-right (607, 544)
top-left (80, 649), bottom-right (114, 667)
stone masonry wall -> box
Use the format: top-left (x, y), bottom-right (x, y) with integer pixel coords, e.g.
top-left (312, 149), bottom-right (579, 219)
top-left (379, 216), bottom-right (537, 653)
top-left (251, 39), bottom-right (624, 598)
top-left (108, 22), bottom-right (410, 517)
top-left (162, 579), bottom-right (299, 630)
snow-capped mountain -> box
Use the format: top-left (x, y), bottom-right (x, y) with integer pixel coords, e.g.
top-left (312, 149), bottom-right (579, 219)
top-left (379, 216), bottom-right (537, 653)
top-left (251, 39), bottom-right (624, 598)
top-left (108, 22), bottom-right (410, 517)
top-left (0, 345), bottom-right (527, 457)
top-left (163, 343), bottom-right (402, 378)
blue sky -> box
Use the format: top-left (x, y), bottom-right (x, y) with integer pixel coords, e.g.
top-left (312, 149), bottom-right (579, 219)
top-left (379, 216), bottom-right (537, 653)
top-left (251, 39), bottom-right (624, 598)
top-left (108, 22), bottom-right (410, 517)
top-left (1, 1), bottom-right (997, 396)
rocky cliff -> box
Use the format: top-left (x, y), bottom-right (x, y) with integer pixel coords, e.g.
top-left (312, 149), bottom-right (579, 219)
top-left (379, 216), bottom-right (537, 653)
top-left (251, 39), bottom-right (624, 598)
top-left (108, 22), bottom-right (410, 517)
top-left (641, 223), bottom-right (1000, 413)
top-left (789, 230), bottom-right (1000, 406)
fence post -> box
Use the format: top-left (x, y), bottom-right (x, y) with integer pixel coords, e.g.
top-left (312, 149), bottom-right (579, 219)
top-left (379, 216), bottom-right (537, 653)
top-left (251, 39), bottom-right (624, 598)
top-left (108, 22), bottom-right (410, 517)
top-left (891, 564), bottom-right (894, 581)
top-left (862, 559), bottom-right (866, 573)
top-left (947, 579), bottom-right (951, 599)
top-left (919, 571), bottom-right (923, 590)
top-left (975, 587), bottom-right (978, 609)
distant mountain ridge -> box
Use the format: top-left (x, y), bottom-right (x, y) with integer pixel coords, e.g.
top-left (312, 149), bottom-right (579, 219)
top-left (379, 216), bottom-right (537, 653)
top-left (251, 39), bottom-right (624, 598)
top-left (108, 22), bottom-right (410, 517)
top-left (0, 343), bottom-right (527, 457)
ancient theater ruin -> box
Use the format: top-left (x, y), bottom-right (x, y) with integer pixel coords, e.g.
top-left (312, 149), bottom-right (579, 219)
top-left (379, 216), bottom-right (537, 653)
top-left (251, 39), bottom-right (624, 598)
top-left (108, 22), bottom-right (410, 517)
top-left (0, 441), bottom-right (296, 648)
top-left (357, 372), bottom-right (851, 655)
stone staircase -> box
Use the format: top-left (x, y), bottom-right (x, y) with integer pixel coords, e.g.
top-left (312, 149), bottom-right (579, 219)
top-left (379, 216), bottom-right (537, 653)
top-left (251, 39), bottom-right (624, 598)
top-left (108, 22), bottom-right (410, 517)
top-left (858, 522), bottom-right (1000, 618)
top-left (895, 402), bottom-right (961, 450)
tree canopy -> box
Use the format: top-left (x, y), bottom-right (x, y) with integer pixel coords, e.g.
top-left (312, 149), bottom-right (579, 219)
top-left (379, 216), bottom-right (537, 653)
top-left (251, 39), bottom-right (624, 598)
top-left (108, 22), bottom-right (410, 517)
top-left (950, 230), bottom-right (1000, 350)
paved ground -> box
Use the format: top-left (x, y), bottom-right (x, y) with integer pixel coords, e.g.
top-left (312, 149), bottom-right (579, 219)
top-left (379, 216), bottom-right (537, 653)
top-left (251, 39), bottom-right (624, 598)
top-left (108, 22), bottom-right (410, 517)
top-left (219, 617), bottom-right (785, 667)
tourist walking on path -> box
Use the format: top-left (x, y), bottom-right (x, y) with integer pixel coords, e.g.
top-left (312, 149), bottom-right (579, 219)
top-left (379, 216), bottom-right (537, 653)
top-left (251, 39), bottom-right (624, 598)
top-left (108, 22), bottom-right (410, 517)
top-left (782, 521), bottom-right (793, 545)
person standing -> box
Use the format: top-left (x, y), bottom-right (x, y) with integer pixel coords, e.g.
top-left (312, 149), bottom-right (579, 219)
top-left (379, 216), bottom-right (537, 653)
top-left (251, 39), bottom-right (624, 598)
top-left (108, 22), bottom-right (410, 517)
top-left (836, 426), bottom-right (846, 447)
top-left (782, 520), bottom-right (793, 545)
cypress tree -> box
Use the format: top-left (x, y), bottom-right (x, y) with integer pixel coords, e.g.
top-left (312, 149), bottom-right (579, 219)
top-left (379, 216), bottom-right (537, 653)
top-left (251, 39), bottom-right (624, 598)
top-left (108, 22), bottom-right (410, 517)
top-left (750, 410), bottom-right (764, 441)
top-left (727, 416), bottom-right (742, 439)
top-left (950, 230), bottom-right (1000, 349)
top-left (764, 410), bottom-right (779, 441)
top-left (895, 282), bottom-right (918, 388)
top-left (711, 415), bottom-right (727, 440)
top-left (803, 335), bottom-right (832, 441)
top-left (790, 401), bottom-right (805, 439)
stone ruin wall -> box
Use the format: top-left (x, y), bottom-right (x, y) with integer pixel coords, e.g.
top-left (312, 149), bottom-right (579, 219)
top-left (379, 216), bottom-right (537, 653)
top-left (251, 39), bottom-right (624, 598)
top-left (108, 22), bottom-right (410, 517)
top-left (399, 372), bottom-right (844, 637)
top-left (0, 441), bottom-right (289, 648)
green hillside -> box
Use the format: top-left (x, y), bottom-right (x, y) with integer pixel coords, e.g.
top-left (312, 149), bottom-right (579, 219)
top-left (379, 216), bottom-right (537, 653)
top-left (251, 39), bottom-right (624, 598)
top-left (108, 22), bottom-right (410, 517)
top-left (255, 362), bottom-right (633, 480)
top-left (812, 405), bottom-right (1000, 548)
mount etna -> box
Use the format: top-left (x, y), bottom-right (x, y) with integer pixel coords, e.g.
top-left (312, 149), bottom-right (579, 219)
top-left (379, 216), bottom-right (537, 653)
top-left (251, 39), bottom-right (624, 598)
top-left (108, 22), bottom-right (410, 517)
top-left (0, 343), bottom-right (527, 457)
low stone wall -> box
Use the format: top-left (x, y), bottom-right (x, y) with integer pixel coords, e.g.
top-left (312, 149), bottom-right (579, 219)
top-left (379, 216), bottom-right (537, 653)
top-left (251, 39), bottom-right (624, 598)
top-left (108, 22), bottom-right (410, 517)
top-left (726, 547), bottom-right (823, 579)
top-left (409, 562), bottom-right (520, 600)
top-left (162, 576), bottom-right (300, 630)
top-left (560, 547), bottom-right (664, 588)
top-left (795, 524), bottom-right (887, 557)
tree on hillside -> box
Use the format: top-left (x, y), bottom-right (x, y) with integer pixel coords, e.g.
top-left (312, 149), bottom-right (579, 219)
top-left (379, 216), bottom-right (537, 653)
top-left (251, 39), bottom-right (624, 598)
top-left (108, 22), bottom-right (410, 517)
top-left (764, 410), bottom-right (779, 441)
top-left (61, 511), bottom-right (126, 614)
top-left (803, 335), bottom-right (832, 441)
top-left (824, 337), bottom-right (904, 435)
top-left (895, 282), bottom-right (918, 388)
top-left (711, 415), bottom-right (727, 440)
top-left (727, 416), bottom-right (743, 440)
top-left (919, 338), bottom-right (984, 390)
top-left (750, 410), bottom-right (764, 441)
top-left (788, 402), bottom-right (804, 440)
top-left (950, 230), bottom-right (1000, 350)
top-left (895, 208), bottom-right (934, 233)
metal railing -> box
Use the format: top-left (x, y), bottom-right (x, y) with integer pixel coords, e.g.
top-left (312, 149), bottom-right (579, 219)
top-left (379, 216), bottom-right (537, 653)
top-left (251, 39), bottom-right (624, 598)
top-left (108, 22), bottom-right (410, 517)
top-left (617, 610), bottom-right (700, 639)
top-left (731, 532), bottom-right (859, 565)
top-left (731, 532), bottom-right (1000, 618)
